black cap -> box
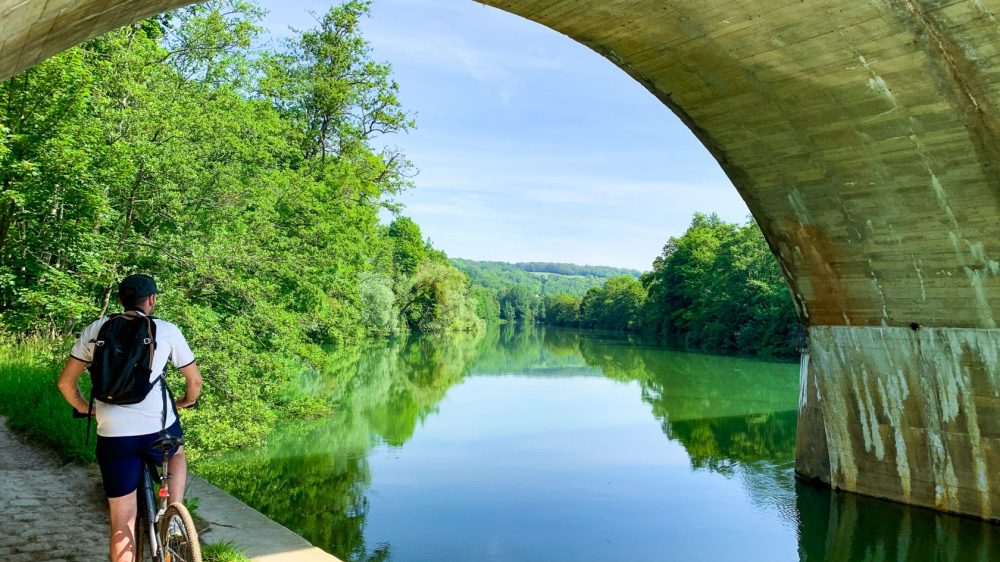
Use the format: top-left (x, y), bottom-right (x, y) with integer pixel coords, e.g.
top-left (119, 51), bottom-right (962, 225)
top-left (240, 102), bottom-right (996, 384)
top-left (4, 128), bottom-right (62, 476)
top-left (118, 274), bottom-right (158, 301)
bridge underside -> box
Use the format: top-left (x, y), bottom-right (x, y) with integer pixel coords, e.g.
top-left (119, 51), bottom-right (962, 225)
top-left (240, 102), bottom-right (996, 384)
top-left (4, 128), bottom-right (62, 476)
top-left (4, 0), bottom-right (1000, 519)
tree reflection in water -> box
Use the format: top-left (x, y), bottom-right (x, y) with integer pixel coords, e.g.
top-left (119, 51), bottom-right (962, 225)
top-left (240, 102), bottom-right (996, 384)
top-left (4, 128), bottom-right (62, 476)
top-left (197, 332), bottom-right (483, 561)
top-left (197, 325), bottom-right (999, 562)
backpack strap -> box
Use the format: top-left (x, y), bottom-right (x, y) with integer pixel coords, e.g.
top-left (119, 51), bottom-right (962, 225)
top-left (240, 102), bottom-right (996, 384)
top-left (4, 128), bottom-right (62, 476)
top-left (160, 371), bottom-right (168, 433)
top-left (142, 315), bottom-right (155, 370)
top-left (159, 370), bottom-right (180, 435)
top-left (85, 395), bottom-right (95, 446)
top-left (146, 316), bottom-right (170, 433)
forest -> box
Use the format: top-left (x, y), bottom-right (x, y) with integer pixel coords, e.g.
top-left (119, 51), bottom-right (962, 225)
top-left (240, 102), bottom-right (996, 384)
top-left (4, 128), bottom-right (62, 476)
top-left (451, 258), bottom-right (639, 324)
top-left (0, 0), bottom-right (481, 455)
top-left (452, 215), bottom-right (801, 358)
top-left (538, 214), bottom-right (802, 358)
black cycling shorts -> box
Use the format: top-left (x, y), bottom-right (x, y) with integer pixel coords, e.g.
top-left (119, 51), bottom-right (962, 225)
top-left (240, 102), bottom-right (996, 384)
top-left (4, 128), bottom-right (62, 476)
top-left (95, 419), bottom-right (183, 498)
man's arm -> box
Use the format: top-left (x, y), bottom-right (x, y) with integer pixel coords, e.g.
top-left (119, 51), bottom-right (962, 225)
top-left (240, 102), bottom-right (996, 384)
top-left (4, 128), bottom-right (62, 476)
top-left (57, 357), bottom-right (92, 414)
top-left (175, 362), bottom-right (203, 409)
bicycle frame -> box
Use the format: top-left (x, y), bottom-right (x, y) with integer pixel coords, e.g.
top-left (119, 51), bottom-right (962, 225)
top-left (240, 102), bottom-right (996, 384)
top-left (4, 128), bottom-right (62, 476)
top-left (137, 444), bottom-right (174, 562)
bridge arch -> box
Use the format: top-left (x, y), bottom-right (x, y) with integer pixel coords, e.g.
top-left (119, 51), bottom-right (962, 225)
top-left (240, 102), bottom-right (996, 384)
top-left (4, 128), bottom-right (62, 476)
top-left (4, 0), bottom-right (1000, 519)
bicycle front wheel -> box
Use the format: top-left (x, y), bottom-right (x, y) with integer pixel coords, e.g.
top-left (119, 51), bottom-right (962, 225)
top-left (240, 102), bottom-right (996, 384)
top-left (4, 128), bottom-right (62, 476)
top-left (159, 503), bottom-right (202, 562)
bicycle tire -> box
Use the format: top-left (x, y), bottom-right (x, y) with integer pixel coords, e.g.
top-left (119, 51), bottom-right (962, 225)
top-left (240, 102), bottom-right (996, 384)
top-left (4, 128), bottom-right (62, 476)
top-left (159, 503), bottom-right (202, 562)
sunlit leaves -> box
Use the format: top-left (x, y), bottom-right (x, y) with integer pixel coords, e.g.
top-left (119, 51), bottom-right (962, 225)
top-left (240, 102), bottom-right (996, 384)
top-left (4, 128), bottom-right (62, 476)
top-left (640, 214), bottom-right (801, 357)
top-left (0, 0), bottom-right (474, 454)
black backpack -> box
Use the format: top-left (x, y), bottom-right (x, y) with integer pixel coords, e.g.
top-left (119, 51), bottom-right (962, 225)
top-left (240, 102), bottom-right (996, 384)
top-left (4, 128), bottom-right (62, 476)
top-left (80, 313), bottom-right (175, 443)
top-left (88, 313), bottom-right (159, 404)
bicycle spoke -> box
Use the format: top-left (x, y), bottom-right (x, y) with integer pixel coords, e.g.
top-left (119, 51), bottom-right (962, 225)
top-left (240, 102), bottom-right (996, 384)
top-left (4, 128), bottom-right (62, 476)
top-left (165, 518), bottom-right (189, 560)
top-left (158, 504), bottom-right (202, 562)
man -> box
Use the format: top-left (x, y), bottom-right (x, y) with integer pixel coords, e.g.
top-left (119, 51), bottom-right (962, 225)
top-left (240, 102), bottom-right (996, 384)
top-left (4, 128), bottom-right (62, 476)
top-left (57, 274), bottom-right (203, 562)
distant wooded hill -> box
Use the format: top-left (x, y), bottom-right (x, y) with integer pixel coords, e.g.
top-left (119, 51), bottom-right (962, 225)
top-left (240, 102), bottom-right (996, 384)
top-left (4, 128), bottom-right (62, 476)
top-left (451, 259), bottom-right (639, 299)
top-left (511, 262), bottom-right (641, 278)
top-left (451, 214), bottom-right (801, 359)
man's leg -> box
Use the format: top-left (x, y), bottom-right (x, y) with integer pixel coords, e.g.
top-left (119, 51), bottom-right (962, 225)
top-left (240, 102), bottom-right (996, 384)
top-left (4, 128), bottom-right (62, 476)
top-left (108, 492), bottom-right (137, 562)
top-left (168, 445), bottom-right (186, 505)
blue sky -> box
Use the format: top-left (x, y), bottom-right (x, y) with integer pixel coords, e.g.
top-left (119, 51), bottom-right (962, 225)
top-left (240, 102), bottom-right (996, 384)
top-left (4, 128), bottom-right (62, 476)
top-left (257, 0), bottom-right (749, 271)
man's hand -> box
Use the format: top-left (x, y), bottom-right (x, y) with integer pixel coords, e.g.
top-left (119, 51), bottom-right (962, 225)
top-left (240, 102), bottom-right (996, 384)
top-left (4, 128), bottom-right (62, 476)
top-left (175, 397), bottom-right (199, 409)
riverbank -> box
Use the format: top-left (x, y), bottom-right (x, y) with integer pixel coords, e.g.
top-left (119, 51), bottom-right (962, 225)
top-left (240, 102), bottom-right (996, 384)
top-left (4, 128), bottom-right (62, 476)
top-left (0, 416), bottom-right (341, 562)
top-left (190, 476), bottom-right (340, 561)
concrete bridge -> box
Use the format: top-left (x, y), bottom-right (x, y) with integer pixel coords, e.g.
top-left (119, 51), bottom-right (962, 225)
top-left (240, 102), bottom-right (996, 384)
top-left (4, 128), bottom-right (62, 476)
top-left (3, 0), bottom-right (1000, 520)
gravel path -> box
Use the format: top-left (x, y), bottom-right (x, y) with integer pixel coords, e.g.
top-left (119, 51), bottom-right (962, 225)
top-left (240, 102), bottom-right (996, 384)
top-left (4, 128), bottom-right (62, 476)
top-left (0, 416), bottom-right (108, 562)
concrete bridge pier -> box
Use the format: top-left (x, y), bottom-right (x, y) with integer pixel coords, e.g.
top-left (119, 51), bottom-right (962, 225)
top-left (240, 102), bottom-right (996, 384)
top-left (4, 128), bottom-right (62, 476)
top-left (797, 326), bottom-right (1000, 520)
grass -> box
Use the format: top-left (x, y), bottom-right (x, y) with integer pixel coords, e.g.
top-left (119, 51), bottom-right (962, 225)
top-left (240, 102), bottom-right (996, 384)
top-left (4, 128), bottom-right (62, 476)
top-left (202, 540), bottom-right (253, 562)
top-left (0, 338), bottom-right (95, 462)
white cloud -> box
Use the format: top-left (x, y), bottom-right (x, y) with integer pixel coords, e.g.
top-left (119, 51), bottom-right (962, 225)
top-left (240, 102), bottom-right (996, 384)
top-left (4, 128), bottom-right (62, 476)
top-left (258, 0), bottom-right (752, 271)
top-left (364, 28), bottom-right (568, 104)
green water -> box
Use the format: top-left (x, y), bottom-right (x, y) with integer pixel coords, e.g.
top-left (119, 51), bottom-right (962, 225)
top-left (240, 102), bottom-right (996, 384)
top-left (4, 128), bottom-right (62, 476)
top-left (198, 325), bottom-right (1000, 561)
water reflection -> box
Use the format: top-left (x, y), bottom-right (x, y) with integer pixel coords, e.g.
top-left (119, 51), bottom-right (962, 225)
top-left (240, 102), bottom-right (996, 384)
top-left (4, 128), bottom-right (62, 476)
top-left (198, 333), bottom-right (484, 561)
top-left (796, 480), bottom-right (1000, 562)
top-left (197, 324), bottom-right (1000, 561)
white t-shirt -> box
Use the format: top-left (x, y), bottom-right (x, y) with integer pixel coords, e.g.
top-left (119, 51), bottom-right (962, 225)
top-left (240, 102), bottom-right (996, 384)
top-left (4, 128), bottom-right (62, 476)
top-left (71, 312), bottom-right (195, 437)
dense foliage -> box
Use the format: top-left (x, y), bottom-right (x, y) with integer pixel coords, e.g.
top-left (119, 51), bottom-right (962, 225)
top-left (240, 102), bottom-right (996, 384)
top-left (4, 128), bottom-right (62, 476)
top-left (579, 275), bottom-right (645, 332)
top-left (538, 214), bottom-right (801, 357)
top-left (0, 0), bottom-right (481, 455)
top-left (451, 258), bottom-right (638, 323)
top-left (0, 339), bottom-right (95, 462)
top-left (641, 214), bottom-right (801, 357)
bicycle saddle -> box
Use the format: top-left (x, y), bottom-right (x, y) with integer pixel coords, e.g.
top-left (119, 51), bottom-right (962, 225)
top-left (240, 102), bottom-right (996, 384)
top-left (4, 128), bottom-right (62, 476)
top-left (153, 432), bottom-right (184, 452)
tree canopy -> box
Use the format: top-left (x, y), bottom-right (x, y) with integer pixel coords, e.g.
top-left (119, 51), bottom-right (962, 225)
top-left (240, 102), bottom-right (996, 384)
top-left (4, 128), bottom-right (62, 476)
top-left (0, 0), bottom-right (480, 454)
top-left (485, 215), bottom-right (802, 358)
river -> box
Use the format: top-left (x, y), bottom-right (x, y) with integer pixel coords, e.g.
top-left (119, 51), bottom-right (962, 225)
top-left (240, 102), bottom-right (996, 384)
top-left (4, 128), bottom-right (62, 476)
top-left (197, 324), bottom-right (1000, 561)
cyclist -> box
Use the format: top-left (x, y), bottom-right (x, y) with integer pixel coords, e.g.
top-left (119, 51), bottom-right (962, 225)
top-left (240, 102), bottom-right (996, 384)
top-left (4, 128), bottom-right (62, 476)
top-left (57, 274), bottom-right (203, 562)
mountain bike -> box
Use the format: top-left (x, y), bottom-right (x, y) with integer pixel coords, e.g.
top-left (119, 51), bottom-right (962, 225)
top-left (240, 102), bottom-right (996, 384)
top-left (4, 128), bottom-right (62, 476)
top-left (134, 432), bottom-right (202, 562)
top-left (73, 411), bottom-right (202, 562)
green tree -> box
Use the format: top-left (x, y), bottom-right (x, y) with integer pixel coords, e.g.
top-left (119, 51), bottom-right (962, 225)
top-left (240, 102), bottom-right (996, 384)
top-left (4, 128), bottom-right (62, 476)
top-left (387, 216), bottom-right (427, 277)
top-left (544, 293), bottom-right (580, 326)
top-left (578, 275), bottom-right (644, 332)
top-left (641, 213), bottom-right (734, 344)
top-left (640, 214), bottom-right (799, 357)
top-left (0, 50), bottom-right (110, 337)
top-left (358, 273), bottom-right (399, 337)
top-left (498, 285), bottom-right (539, 323)
top-left (397, 262), bottom-right (483, 333)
